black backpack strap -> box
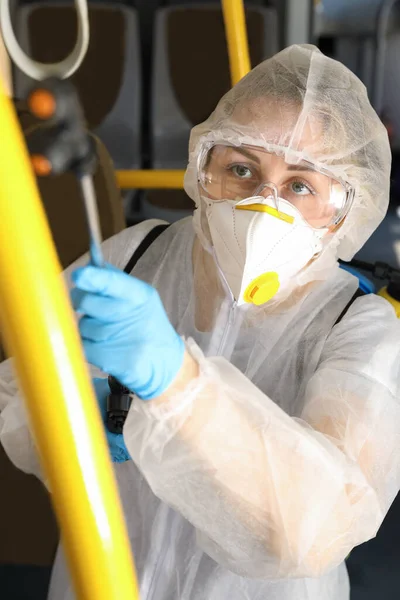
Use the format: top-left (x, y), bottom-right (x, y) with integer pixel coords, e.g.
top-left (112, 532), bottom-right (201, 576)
top-left (123, 223), bottom-right (169, 274)
top-left (106, 222), bottom-right (170, 435)
top-left (334, 288), bottom-right (366, 326)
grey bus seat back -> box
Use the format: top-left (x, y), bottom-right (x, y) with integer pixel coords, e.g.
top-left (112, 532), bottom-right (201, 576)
top-left (151, 3), bottom-right (279, 170)
top-left (315, 0), bottom-right (400, 132)
top-left (144, 3), bottom-right (278, 222)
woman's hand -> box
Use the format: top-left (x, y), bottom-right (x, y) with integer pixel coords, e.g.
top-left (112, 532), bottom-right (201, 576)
top-left (71, 264), bottom-right (185, 400)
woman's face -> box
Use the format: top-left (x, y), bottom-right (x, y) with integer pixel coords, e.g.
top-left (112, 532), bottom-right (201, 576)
top-left (200, 144), bottom-right (348, 229)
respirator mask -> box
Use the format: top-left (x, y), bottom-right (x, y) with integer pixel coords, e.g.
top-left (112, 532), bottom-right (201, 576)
top-left (196, 143), bottom-right (354, 305)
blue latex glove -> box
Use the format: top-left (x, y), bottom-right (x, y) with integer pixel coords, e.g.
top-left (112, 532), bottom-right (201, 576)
top-left (93, 377), bottom-right (131, 463)
top-left (71, 264), bottom-right (185, 400)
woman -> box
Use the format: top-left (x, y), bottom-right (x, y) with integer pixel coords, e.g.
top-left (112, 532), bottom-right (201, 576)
top-left (1, 44), bottom-right (399, 600)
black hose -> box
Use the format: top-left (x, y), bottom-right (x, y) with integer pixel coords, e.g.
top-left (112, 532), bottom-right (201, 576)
top-left (339, 259), bottom-right (400, 284)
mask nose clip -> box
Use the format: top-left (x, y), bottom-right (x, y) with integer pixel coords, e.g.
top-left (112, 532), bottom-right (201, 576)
top-left (254, 182), bottom-right (279, 211)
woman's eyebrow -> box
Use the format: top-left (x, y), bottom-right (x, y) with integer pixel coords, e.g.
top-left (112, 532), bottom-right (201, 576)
top-left (227, 151), bottom-right (315, 171)
top-left (228, 148), bottom-right (261, 164)
top-left (286, 164), bottom-right (314, 172)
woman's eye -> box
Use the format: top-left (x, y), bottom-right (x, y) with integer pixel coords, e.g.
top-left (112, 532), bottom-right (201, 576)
top-left (231, 165), bottom-right (253, 179)
top-left (290, 181), bottom-right (312, 195)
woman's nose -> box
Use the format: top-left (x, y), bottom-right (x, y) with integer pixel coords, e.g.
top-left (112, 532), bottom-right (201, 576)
top-left (256, 182), bottom-right (279, 209)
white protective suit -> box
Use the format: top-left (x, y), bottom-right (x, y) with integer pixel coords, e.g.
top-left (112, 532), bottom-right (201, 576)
top-left (1, 45), bottom-right (400, 600)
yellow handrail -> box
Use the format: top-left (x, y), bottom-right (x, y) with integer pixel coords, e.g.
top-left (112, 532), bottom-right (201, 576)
top-left (117, 169), bottom-right (185, 189)
top-left (0, 79), bottom-right (139, 600)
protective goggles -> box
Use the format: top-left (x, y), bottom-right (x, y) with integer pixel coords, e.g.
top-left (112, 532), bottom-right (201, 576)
top-left (197, 143), bottom-right (355, 229)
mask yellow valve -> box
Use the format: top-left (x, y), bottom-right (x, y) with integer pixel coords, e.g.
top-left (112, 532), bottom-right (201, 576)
top-left (243, 272), bottom-right (280, 305)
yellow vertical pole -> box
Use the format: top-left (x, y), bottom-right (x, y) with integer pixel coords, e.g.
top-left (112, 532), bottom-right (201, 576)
top-left (0, 81), bottom-right (139, 599)
top-left (221, 0), bottom-right (251, 86)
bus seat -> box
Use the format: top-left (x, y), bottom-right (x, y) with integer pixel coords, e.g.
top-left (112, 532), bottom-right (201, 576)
top-left (142, 2), bottom-right (279, 223)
